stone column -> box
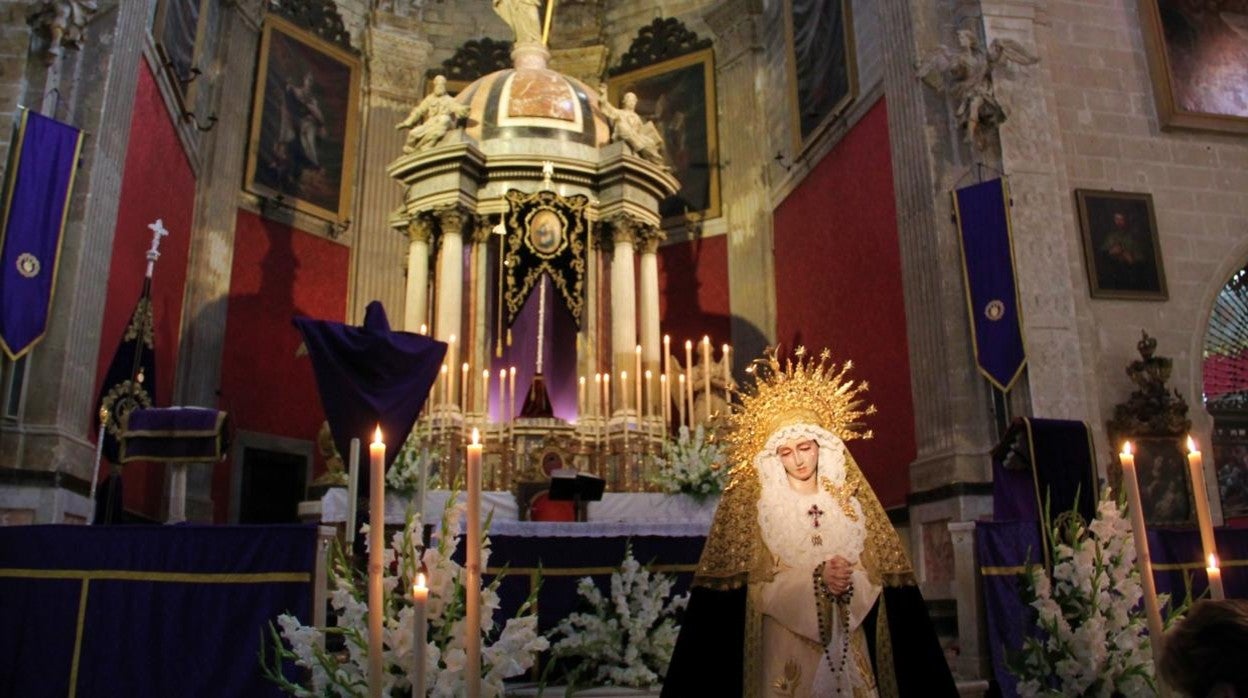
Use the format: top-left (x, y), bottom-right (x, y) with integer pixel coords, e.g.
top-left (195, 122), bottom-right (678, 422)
top-left (705, 0), bottom-right (777, 372)
top-left (605, 214), bottom-right (639, 414)
top-left (403, 216), bottom-right (434, 332)
top-left (350, 13), bottom-right (432, 324)
top-left (469, 216), bottom-right (494, 415)
top-left (434, 206), bottom-right (467, 404)
top-left (636, 226), bottom-right (665, 413)
top-left (878, 0), bottom-right (998, 492)
top-left (0, 0), bottom-right (154, 498)
top-left (171, 3), bottom-right (264, 521)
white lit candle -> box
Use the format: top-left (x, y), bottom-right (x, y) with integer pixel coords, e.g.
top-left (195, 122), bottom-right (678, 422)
top-left (412, 573), bottom-right (428, 698)
top-left (1189, 437), bottom-right (1224, 600)
top-left (1119, 442), bottom-right (1166, 671)
top-left (368, 426), bottom-right (386, 698)
top-left (701, 336), bottom-right (712, 423)
top-left (722, 343), bottom-right (732, 407)
top-left (684, 340), bottom-right (694, 422)
top-left (644, 370), bottom-right (653, 421)
top-left (465, 429), bottom-right (483, 698)
top-left (508, 367), bottom-right (517, 423)
top-left (578, 376), bottom-right (586, 420)
top-left (440, 364), bottom-right (449, 409)
top-left (448, 335), bottom-right (458, 409)
top-left (420, 323), bottom-right (428, 335)
top-left (593, 372), bottom-right (602, 418)
top-left (660, 372), bottom-right (669, 438)
top-left (634, 345), bottom-right (643, 418)
top-left (621, 371), bottom-right (629, 413)
top-left (461, 362), bottom-right (470, 413)
top-left (1207, 553), bottom-right (1225, 602)
top-left (678, 373), bottom-right (688, 429)
top-left (482, 369), bottom-right (490, 421)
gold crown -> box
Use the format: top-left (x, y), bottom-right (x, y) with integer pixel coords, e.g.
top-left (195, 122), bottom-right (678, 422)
top-left (728, 346), bottom-right (875, 463)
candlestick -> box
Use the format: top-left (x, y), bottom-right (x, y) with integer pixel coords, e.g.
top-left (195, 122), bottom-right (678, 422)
top-left (722, 343), bottom-right (732, 408)
top-left (1187, 436), bottom-right (1222, 599)
top-left (1119, 442), bottom-right (1166, 673)
top-left (412, 573), bottom-right (428, 698)
top-left (465, 429), bottom-right (483, 698)
top-left (1207, 553), bottom-right (1226, 601)
top-left (346, 437), bottom-right (360, 545)
top-left (701, 336), bottom-right (712, 423)
top-left (634, 345), bottom-right (643, 418)
top-left (368, 427), bottom-right (386, 698)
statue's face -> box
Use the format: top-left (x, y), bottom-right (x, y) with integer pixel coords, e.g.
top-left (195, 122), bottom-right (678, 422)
top-left (434, 77), bottom-right (447, 95)
top-left (623, 93), bottom-right (638, 109)
top-left (776, 438), bottom-right (818, 484)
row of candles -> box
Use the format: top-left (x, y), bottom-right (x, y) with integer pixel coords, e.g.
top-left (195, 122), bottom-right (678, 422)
top-left (1118, 435), bottom-right (1225, 680)
top-left (357, 425), bottom-right (486, 698)
top-left (576, 337), bottom-right (732, 431)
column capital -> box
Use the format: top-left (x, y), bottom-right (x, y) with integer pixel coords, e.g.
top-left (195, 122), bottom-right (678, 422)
top-left (470, 215), bottom-right (496, 245)
top-left (407, 215), bottom-right (435, 244)
top-left (602, 212), bottom-right (644, 246)
top-left (635, 225), bottom-right (666, 254)
top-left (434, 204), bottom-right (469, 237)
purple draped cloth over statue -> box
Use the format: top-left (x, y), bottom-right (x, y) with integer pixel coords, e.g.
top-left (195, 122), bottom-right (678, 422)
top-left (293, 302), bottom-right (446, 480)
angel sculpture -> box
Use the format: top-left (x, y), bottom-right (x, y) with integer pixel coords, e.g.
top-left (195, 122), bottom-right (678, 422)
top-left (915, 29), bottom-right (1039, 151)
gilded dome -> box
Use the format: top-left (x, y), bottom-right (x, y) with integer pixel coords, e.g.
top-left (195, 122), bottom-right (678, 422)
top-left (457, 65), bottom-right (610, 149)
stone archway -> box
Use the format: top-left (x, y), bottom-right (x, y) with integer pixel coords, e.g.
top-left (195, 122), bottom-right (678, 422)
top-left (1202, 258), bottom-right (1248, 523)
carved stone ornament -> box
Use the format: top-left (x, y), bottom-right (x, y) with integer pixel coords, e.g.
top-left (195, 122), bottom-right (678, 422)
top-left (1107, 330), bottom-right (1192, 438)
top-left (29, 0), bottom-right (99, 64)
top-left (269, 0), bottom-right (355, 52)
top-left (609, 17), bottom-right (712, 76)
top-left (429, 38), bottom-right (514, 83)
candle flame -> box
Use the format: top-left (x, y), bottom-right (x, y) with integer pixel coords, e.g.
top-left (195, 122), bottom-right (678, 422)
top-left (1208, 553), bottom-right (1219, 570)
top-left (723, 343), bottom-right (730, 353)
top-left (1188, 436), bottom-right (1198, 454)
top-left (685, 339), bottom-right (692, 349)
top-left (484, 369), bottom-right (490, 379)
top-left (679, 374), bottom-right (685, 383)
top-left (441, 364), bottom-right (448, 374)
top-left (471, 427), bottom-right (480, 445)
top-left (603, 374), bottom-right (610, 384)
top-left (462, 362), bottom-right (469, 371)
top-left (419, 324), bottom-right (427, 334)
top-left (373, 425), bottom-right (383, 445)
top-left (1121, 441), bottom-right (1133, 457)
top-left (702, 335), bottom-right (710, 345)
top-left (449, 334), bottom-right (456, 343)
top-left (595, 373), bottom-right (601, 382)
top-left (664, 334), bottom-right (670, 344)
top-left (635, 345), bottom-right (642, 354)
top-left (645, 369), bottom-right (652, 378)
top-left (415, 572), bottom-right (427, 591)
top-left (660, 373), bottom-right (667, 383)
top-left (579, 376), bottom-right (585, 385)
top-left (621, 370), bottom-right (628, 381)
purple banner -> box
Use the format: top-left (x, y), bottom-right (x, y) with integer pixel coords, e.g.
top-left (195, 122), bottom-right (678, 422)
top-left (0, 110), bottom-right (83, 358)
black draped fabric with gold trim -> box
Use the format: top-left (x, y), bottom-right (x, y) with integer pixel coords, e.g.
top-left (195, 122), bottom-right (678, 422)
top-left (502, 189), bottom-right (588, 330)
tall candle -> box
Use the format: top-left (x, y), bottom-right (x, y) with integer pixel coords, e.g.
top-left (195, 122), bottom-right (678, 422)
top-left (684, 340), bottom-right (694, 421)
top-left (722, 343), bottom-right (732, 407)
top-left (678, 373), bottom-right (688, 429)
top-left (346, 437), bottom-right (360, 545)
top-left (660, 372), bottom-right (669, 438)
top-left (594, 373), bottom-right (602, 418)
top-left (1119, 442), bottom-right (1166, 672)
top-left (603, 373), bottom-right (611, 418)
top-left (644, 370), bottom-right (653, 421)
top-left (621, 371), bottom-right (629, 413)
top-left (578, 376), bottom-right (586, 420)
top-left (465, 429), bottom-right (483, 698)
top-left (368, 427), bottom-right (386, 698)
top-left (420, 323), bottom-right (428, 335)
top-left (663, 334), bottom-right (671, 382)
top-left (634, 345), bottom-right (643, 417)
top-left (448, 335), bottom-right (458, 410)
top-left (701, 336), bottom-right (712, 423)
top-left (461, 362), bottom-right (470, 413)
top-left (412, 573), bottom-right (428, 698)
top-left (498, 369), bottom-right (506, 423)
top-left (1188, 437), bottom-right (1224, 600)
top-left (482, 370), bottom-right (490, 422)
top-left (508, 367), bottom-right (517, 423)
top-left (440, 364), bottom-right (449, 409)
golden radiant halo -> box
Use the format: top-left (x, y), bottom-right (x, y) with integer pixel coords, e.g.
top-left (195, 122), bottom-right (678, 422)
top-left (727, 345), bottom-right (876, 466)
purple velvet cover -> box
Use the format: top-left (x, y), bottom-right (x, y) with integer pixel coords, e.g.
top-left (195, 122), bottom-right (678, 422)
top-left (119, 407), bottom-right (228, 463)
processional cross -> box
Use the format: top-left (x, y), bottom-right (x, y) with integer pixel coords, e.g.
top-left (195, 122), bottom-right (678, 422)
top-left (808, 504), bottom-right (825, 546)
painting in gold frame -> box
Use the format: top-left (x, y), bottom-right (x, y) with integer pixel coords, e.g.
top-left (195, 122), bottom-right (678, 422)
top-left (1075, 189), bottom-right (1169, 301)
top-left (784, 0), bottom-right (858, 153)
top-left (245, 15), bottom-right (361, 223)
top-left (1139, 0), bottom-right (1248, 135)
top-left (606, 48), bottom-right (720, 223)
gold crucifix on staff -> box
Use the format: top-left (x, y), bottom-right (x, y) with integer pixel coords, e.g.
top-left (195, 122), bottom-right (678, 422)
top-left (541, 0), bottom-right (556, 45)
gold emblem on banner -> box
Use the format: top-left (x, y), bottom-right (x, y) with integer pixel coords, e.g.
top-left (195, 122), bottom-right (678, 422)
top-left (984, 299), bottom-right (1006, 321)
top-left (15, 253), bottom-right (40, 278)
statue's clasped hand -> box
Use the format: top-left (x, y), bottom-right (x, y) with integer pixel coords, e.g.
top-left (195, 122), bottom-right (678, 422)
top-left (820, 556), bottom-right (855, 598)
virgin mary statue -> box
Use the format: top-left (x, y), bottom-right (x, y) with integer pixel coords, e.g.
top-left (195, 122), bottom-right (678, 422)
top-left (662, 347), bottom-right (958, 697)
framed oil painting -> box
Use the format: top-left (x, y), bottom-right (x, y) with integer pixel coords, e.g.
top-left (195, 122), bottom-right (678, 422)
top-left (245, 15), bottom-right (361, 223)
top-left (1213, 418), bottom-right (1248, 519)
top-left (1139, 0), bottom-right (1248, 135)
top-left (1075, 189), bottom-right (1168, 300)
top-left (784, 0), bottom-right (858, 151)
top-left (607, 48), bottom-right (720, 223)
top-left (1133, 437), bottom-right (1196, 526)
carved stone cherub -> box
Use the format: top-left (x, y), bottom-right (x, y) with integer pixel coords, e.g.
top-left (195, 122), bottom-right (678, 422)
top-left (30, 0), bottom-right (99, 64)
top-left (395, 75), bottom-right (470, 154)
top-left (915, 29), bottom-right (1039, 151)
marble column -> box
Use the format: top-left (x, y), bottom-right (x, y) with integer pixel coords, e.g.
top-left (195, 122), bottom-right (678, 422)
top-left (434, 206), bottom-right (467, 406)
top-left (350, 12), bottom-right (432, 324)
top-left (636, 226), bottom-right (665, 413)
top-left (605, 214), bottom-right (639, 414)
top-left (704, 0), bottom-right (777, 373)
top-left (171, 3), bottom-right (264, 521)
top-left (404, 216), bottom-right (434, 332)
top-left (469, 216), bottom-right (494, 415)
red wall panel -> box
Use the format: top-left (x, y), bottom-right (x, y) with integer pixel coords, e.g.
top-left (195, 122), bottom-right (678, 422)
top-left (657, 235), bottom-right (732, 351)
top-left (772, 98), bottom-right (915, 508)
top-left (215, 210), bottom-right (349, 521)
top-left (94, 62), bottom-right (195, 519)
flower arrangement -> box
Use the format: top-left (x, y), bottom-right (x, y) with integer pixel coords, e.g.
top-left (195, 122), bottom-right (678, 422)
top-left (652, 424), bottom-right (728, 500)
top-left (386, 426), bottom-right (441, 494)
top-left (262, 498), bottom-right (548, 696)
top-left (544, 547), bottom-right (689, 690)
top-left (1010, 489), bottom-right (1185, 697)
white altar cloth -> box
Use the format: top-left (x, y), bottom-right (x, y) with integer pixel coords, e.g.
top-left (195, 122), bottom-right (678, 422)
top-left (321, 488), bottom-right (718, 538)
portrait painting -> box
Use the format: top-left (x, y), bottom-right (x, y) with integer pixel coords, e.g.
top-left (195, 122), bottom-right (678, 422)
top-left (1076, 189), bottom-right (1168, 300)
top-left (245, 15), bottom-right (361, 223)
top-left (1212, 423), bottom-right (1248, 518)
top-left (784, 0), bottom-right (857, 150)
top-left (1140, 0), bottom-right (1248, 134)
top-left (607, 48), bottom-right (720, 223)
top-left (1133, 437), bottom-right (1195, 526)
